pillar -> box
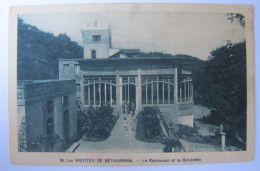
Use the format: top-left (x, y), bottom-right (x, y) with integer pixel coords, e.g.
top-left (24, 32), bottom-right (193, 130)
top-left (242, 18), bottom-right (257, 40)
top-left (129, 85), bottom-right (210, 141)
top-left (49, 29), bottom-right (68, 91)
top-left (93, 83), bottom-right (96, 105)
top-left (168, 80), bottom-right (170, 104)
top-left (110, 81), bottom-right (112, 105)
top-left (99, 77), bottom-right (101, 105)
top-left (119, 77), bottom-right (122, 112)
top-left (162, 82), bottom-right (165, 104)
top-left (221, 132), bottom-right (226, 151)
top-left (157, 76), bottom-right (159, 104)
top-left (87, 81), bottom-right (90, 105)
top-left (173, 67), bottom-right (179, 127)
top-left (81, 75), bottom-right (85, 106)
top-left (116, 72), bottom-right (120, 113)
top-left (136, 69), bottom-right (142, 113)
top-left (184, 80), bottom-right (186, 102)
top-left (146, 80), bottom-right (148, 104)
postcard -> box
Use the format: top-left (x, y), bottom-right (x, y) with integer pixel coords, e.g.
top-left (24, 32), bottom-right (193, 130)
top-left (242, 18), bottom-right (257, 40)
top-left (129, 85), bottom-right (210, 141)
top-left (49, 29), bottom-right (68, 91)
top-left (9, 3), bottom-right (254, 166)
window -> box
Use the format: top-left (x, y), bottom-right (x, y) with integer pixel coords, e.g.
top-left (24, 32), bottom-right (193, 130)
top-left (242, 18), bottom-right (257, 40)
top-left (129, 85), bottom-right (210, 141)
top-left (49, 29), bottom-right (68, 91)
top-left (92, 35), bottom-right (101, 42)
top-left (75, 64), bottom-right (80, 75)
top-left (84, 76), bottom-right (117, 105)
top-left (91, 50), bottom-right (96, 59)
top-left (62, 96), bottom-right (69, 106)
top-left (46, 100), bottom-right (53, 113)
top-left (63, 64), bottom-right (69, 75)
top-left (76, 84), bottom-right (81, 93)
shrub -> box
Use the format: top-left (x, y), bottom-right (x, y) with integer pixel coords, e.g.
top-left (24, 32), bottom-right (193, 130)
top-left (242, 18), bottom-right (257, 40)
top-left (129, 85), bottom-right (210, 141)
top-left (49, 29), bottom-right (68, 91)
top-left (136, 106), bottom-right (162, 142)
top-left (78, 104), bottom-right (117, 141)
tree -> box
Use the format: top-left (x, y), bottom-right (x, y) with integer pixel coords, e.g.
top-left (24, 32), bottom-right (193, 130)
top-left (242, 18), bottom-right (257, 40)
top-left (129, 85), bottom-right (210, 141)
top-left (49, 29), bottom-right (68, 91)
top-left (17, 18), bottom-right (83, 80)
top-left (227, 13), bottom-right (245, 28)
top-left (198, 41), bottom-right (247, 149)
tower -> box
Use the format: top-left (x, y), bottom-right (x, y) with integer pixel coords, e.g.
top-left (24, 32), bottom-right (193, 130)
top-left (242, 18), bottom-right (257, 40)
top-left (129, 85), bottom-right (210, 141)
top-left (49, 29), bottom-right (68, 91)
top-left (81, 21), bottom-right (111, 59)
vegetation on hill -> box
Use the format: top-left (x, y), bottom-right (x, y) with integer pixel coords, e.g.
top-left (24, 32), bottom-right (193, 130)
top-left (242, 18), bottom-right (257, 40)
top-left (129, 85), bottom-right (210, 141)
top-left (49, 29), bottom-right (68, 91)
top-left (18, 18), bottom-right (83, 80)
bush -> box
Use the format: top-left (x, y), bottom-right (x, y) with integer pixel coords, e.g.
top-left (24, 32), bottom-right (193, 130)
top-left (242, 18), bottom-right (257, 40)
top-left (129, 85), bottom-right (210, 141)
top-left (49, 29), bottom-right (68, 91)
top-left (136, 106), bottom-right (162, 142)
top-left (78, 104), bottom-right (117, 141)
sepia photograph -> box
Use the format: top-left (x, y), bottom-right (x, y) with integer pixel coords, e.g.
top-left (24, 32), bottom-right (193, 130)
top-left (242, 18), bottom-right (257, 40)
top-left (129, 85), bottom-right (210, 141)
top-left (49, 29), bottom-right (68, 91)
top-left (9, 3), bottom-right (254, 166)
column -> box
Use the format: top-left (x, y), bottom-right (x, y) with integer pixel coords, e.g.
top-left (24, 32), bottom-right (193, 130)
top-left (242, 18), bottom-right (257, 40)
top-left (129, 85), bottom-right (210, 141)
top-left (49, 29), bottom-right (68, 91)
top-left (110, 81), bottom-right (112, 105)
top-left (93, 83), bottom-right (96, 105)
top-left (191, 82), bottom-right (193, 102)
top-left (87, 81), bottom-right (90, 105)
top-left (105, 83), bottom-right (107, 105)
top-left (99, 77), bottom-right (101, 105)
top-left (116, 72), bottom-right (120, 113)
top-left (119, 77), bottom-right (123, 111)
top-left (168, 79), bottom-right (170, 104)
top-left (173, 67), bottom-right (179, 126)
top-left (151, 81), bottom-right (153, 104)
top-left (187, 81), bottom-right (190, 101)
top-left (146, 80), bottom-right (148, 104)
top-left (180, 82), bottom-right (182, 102)
top-left (135, 77), bottom-right (139, 111)
top-left (184, 80), bottom-right (186, 102)
top-left (136, 69), bottom-right (142, 113)
top-left (162, 81), bottom-right (165, 104)
top-left (128, 77), bottom-right (129, 102)
top-left (157, 76), bottom-right (159, 104)
top-left (81, 75), bottom-right (85, 106)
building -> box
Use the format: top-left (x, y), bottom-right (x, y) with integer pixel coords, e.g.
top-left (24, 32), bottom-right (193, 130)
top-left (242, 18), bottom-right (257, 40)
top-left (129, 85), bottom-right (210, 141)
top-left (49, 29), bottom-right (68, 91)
top-left (59, 21), bottom-right (194, 127)
top-left (17, 80), bottom-right (77, 152)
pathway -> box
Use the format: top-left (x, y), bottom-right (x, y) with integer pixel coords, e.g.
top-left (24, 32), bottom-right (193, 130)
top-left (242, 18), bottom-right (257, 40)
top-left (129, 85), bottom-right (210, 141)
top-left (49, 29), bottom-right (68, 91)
top-left (74, 113), bottom-right (164, 153)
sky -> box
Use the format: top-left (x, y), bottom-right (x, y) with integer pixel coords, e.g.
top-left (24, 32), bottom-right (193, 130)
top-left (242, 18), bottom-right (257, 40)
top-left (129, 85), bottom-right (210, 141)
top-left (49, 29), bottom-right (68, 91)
top-left (20, 12), bottom-right (245, 60)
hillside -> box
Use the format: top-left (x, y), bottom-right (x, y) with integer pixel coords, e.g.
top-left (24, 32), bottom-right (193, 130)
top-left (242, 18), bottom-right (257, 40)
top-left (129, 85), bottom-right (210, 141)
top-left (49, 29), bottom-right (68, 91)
top-left (17, 18), bottom-right (83, 80)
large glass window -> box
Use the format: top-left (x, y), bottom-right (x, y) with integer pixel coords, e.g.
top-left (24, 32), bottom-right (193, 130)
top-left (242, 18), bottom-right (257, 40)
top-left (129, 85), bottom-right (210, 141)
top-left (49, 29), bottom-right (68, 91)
top-left (141, 75), bottom-right (175, 105)
top-left (178, 75), bottom-right (192, 103)
top-left (84, 76), bottom-right (116, 106)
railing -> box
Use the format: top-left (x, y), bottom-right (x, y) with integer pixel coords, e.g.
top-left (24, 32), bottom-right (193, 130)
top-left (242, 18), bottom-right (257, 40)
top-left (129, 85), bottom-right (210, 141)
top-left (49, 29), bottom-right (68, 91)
top-left (158, 112), bottom-right (170, 137)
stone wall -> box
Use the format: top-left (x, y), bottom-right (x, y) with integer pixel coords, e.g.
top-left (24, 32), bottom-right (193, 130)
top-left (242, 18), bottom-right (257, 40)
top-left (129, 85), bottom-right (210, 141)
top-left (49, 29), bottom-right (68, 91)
top-left (17, 80), bottom-right (77, 152)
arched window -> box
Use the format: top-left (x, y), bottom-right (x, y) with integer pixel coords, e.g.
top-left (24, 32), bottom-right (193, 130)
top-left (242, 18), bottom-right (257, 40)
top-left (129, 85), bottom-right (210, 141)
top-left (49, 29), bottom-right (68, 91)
top-left (178, 76), bottom-right (192, 103)
top-left (141, 75), bottom-right (175, 105)
top-left (84, 76), bottom-right (117, 105)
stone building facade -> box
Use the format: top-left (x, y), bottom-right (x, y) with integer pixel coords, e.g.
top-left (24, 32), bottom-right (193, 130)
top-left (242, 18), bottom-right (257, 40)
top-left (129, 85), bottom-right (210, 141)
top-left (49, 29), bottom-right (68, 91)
top-left (17, 80), bottom-right (77, 152)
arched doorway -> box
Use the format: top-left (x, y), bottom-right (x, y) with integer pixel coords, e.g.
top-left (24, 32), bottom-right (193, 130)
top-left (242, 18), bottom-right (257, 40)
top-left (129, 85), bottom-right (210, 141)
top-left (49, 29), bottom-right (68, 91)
top-left (63, 110), bottom-right (70, 143)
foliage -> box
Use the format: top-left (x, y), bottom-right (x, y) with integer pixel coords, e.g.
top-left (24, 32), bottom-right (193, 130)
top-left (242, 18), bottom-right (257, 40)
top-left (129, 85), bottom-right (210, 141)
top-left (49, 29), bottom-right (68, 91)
top-left (18, 18), bottom-right (83, 80)
top-left (177, 124), bottom-right (199, 138)
top-left (135, 106), bottom-right (162, 142)
top-left (78, 105), bottom-right (117, 141)
top-left (18, 116), bottom-right (61, 152)
top-left (198, 41), bottom-right (247, 148)
top-left (18, 116), bottom-right (27, 152)
top-left (227, 13), bottom-right (245, 28)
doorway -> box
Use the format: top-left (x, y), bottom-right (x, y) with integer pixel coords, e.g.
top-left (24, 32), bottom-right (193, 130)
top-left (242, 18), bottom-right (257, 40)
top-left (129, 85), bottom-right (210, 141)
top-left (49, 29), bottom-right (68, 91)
top-left (121, 76), bottom-right (136, 114)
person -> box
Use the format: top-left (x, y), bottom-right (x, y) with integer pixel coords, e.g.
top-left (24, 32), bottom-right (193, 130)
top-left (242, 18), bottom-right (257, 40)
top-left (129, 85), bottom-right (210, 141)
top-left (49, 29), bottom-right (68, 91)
top-left (122, 101), bottom-right (125, 113)
top-left (127, 101), bottom-right (131, 114)
top-left (123, 117), bottom-right (127, 131)
top-left (131, 114), bottom-right (136, 131)
top-left (131, 101), bottom-right (135, 115)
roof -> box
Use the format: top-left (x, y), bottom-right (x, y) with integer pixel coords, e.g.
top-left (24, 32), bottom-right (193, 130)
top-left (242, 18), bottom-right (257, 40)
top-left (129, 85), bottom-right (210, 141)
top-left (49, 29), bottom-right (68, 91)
top-left (119, 49), bottom-right (140, 55)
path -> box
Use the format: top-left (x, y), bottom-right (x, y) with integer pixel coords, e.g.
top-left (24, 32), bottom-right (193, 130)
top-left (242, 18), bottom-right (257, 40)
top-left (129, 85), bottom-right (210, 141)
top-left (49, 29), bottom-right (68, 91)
top-left (74, 113), bottom-right (164, 153)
